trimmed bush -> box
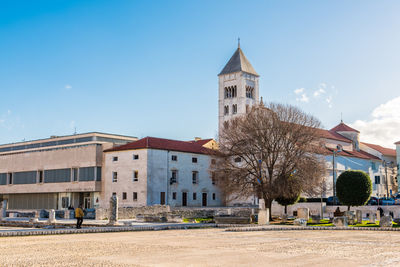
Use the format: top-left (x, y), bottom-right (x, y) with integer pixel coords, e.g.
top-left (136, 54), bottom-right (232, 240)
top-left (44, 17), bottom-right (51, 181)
top-left (336, 170), bottom-right (372, 210)
top-left (276, 193), bottom-right (301, 214)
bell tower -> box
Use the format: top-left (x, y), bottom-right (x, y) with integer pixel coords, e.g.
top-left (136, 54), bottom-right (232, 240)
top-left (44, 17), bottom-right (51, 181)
top-left (218, 41), bottom-right (260, 136)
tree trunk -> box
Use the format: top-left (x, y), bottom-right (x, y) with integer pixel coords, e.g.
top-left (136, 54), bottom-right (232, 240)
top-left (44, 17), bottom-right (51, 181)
top-left (284, 205), bottom-right (287, 215)
top-left (265, 198), bottom-right (273, 221)
top-left (348, 205), bottom-right (350, 211)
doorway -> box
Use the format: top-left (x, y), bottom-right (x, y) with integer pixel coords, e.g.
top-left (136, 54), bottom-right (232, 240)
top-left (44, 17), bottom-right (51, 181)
top-left (182, 192), bottom-right (187, 206)
top-left (202, 193), bottom-right (207, 207)
top-left (160, 192), bottom-right (166, 205)
top-left (84, 197), bottom-right (91, 209)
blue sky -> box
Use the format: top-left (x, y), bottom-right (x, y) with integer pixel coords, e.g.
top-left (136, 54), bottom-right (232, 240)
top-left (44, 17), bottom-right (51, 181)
top-left (1, 0), bottom-right (400, 147)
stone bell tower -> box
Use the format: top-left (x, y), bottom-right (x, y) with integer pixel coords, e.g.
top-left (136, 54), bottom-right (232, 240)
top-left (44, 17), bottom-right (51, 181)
top-left (218, 41), bottom-right (260, 136)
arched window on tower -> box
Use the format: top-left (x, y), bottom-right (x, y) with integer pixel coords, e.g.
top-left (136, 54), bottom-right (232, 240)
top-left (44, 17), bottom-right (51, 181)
top-left (224, 87), bottom-right (228, 99)
top-left (232, 104), bottom-right (237, 114)
top-left (224, 105), bottom-right (229, 115)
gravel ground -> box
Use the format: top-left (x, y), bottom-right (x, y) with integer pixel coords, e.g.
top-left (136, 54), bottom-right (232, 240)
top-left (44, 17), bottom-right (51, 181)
top-left (1, 228), bottom-right (400, 266)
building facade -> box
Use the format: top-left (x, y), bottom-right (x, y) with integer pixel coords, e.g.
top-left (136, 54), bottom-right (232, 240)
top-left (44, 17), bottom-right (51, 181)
top-left (0, 133), bottom-right (136, 210)
top-left (102, 137), bottom-right (222, 208)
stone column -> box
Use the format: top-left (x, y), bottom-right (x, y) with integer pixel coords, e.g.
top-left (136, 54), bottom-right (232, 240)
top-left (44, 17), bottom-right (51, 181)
top-left (108, 195), bottom-right (119, 225)
top-left (64, 210), bottom-right (70, 219)
top-left (0, 200), bottom-right (7, 219)
top-left (297, 208), bottom-right (309, 221)
top-left (258, 208), bottom-right (269, 225)
top-left (47, 209), bottom-right (56, 223)
top-left (356, 210), bottom-right (362, 224)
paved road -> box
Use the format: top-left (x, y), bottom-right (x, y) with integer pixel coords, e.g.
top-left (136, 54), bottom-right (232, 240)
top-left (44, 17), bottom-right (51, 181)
top-left (0, 228), bottom-right (400, 266)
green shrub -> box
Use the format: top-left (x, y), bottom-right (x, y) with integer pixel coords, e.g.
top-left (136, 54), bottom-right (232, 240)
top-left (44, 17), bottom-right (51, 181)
top-left (336, 170), bottom-right (372, 210)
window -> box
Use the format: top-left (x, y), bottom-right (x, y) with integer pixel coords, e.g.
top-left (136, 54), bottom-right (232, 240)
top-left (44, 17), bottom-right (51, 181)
top-left (171, 155), bottom-right (178, 161)
top-left (133, 170), bottom-right (139, 182)
top-left (193, 192), bottom-right (197, 200)
top-left (192, 171), bottom-right (198, 184)
top-left (122, 192), bottom-right (127, 200)
top-left (192, 157), bottom-right (198, 163)
top-left (212, 193), bottom-right (216, 200)
top-left (112, 156), bottom-right (118, 162)
top-left (171, 170), bottom-right (178, 184)
top-left (112, 172), bottom-right (118, 183)
top-left (172, 192), bottom-right (177, 200)
top-left (38, 170), bottom-right (43, 183)
top-left (72, 168), bottom-right (78, 182)
top-left (8, 173), bottom-right (12, 185)
top-left (371, 162), bottom-right (377, 171)
top-left (61, 197), bottom-right (69, 208)
top-left (211, 172), bottom-right (216, 185)
top-left (232, 104), bottom-right (237, 114)
top-left (234, 157), bottom-right (242, 163)
top-left (375, 176), bottom-right (380, 184)
top-left (133, 192), bottom-right (138, 201)
top-left (224, 105), bottom-right (229, 115)
top-left (133, 154), bottom-right (139, 160)
top-left (112, 192), bottom-right (116, 197)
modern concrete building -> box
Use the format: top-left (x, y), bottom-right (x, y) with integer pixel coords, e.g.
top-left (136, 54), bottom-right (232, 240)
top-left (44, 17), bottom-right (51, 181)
top-left (103, 137), bottom-right (222, 208)
top-left (0, 132), bottom-right (136, 210)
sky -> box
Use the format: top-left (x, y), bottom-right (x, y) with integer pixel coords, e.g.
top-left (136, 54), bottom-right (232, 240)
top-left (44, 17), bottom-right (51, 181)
top-left (1, 0), bottom-right (400, 148)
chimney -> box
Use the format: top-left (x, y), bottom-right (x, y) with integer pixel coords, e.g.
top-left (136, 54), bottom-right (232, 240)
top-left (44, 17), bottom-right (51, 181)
top-left (194, 137), bottom-right (202, 141)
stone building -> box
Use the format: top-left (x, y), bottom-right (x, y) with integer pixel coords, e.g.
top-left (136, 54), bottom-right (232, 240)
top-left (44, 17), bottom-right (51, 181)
top-left (0, 133), bottom-right (136, 210)
top-left (102, 137), bottom-right (221, 208)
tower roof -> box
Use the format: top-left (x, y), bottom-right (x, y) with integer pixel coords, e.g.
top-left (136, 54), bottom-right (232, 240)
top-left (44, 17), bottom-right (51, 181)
top-left (330, 122), bottom-right (360, 133)
top-left (219, 47), bottom-right (259, 76)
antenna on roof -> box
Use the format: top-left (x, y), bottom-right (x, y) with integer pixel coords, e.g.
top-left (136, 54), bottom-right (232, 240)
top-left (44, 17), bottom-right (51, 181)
top-left (74, 127), bottom-right (77, 135)
top-left (238, 37), bottom-right (240, 48)
top-left (340, 112), bottom-right (343, 123)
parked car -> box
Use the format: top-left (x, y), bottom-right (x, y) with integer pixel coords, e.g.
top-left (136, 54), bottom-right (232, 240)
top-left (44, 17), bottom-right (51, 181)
top-left (367, 197), bottom-right (378, 205)
top-left (379, 197), bottom-right (395, 205)
top-left (326, 196), bottom-right (341, 206)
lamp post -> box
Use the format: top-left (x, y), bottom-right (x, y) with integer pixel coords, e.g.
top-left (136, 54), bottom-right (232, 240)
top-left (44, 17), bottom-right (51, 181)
top-left (382, 160), bottom-right (394, 198)
top-left (332, 145), bottom-right (342, 205)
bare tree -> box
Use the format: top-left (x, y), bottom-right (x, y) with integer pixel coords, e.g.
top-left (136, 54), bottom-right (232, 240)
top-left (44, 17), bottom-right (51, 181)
top-left (213, 102), bottom-right (326, 219)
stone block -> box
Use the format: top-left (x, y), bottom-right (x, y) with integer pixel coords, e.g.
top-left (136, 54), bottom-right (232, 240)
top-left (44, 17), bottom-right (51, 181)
top-left (376, 211), bottom-right (381, 222)
top-left (310, 215), bottom-right (320, 224)
top-left (369, 213), bottom-right (376, 224)
top-left (294, 218), bottom-right (307, 226)
top-left (258, 209), bottom-right (269, 225)
top-left (258, 199), bottom-right (266, 210)
top-left (344, 211), bottom-right (355, 225)
top-left (356, 210), bottom-right (362, 224)
top-left (380, 215), bottom-right (393, 227)
top-left (29, 218), bottom-right (39, 223)
top-left (64, 210), bottom-right (70, 219)
top-left (282, 214), bottom-right (288, 222)
top-left (333, 216), bottom-right (348, 227)
top-left (47, 209), bottom-right (56, 223)
top-left (297, 208), bottom-right (309, 221)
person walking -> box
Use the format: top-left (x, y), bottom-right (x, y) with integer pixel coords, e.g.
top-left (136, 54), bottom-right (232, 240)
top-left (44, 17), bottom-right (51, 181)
top-left (75, 204), bottom-right (84, 229)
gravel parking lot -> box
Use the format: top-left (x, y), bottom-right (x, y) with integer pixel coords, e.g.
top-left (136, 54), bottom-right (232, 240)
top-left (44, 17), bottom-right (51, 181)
top-left (1, 228), bottom-right (400, 266)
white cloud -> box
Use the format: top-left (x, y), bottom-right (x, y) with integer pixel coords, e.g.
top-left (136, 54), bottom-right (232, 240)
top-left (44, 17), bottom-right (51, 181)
top-left (313, 88), bottom-right (326, 97)
top-left (294, 88), bottom-right (304, 95)
top-left (65, 84), bottom-right (72, 90)
top-left (296, 94), bottom-right (309, 103)
top-left (350, 96), bottom-right (400, 148)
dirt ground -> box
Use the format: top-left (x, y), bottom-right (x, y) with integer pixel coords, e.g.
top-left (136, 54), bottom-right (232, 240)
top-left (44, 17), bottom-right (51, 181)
top-left (1, 228), bottom-right (400, 266)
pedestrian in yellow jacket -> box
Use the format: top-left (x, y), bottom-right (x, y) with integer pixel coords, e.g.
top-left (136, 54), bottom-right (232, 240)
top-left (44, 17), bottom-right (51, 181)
top-left (75, 205), bottom-right (84, 229)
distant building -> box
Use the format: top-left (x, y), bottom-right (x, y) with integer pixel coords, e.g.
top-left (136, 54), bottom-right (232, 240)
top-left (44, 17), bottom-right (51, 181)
top-left (0, 133), bottom-right (136, 210)
top-left (103, 137), bottom-right (221, 208)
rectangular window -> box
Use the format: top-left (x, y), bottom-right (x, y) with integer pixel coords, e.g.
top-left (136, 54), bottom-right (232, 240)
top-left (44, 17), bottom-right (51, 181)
top-left (113, 156), bottom-right (118, 162)
top-left (192, 157), bottom-right (198, 163)
top-left (171, 155), bottom-right (178, 161)
top-left (37, 170), bottom-right (43, 183)
top-left (212, 193), bottom-right (216, 200)
top-left (8, 173), bottom-right (13, 184)
top-left (371, 162), bottom-right (377, 171)
top-left (211, 172), bottom-right (216, 185)
top-left (171, 170), bottom-right (177, 184)
top-left (133, 192), bottom-right (138, 201)
top-left (192, 171), bottom-right (198, 184)
top-left (375, 176), bottom-right (380, 184)
top-left (133, 170), bottom-right (139, 182)
top-left (72, 168), bottom-right (78, 182)
top-left (172, 192), bottom-right (177, 200)
top-left (193, 192), bottom-right (197, 200)
top-left (234, 157), bottom-right (242, 162)
top-left (112, 172), bottom-right (118, 183)
top-left (133, 154), bottom-right (139, 160)
top-left (122, 192), bottom-right (127, 200)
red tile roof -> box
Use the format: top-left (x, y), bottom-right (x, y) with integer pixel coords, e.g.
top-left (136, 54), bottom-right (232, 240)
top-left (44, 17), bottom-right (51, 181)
top-left (396, 141), bottom-right (400, 145)
top-left (316, 129), bottom-right (352, 143)
top-left (361, 142), bottom-right (396, 157)
top-left (330, 122), bottom-right (360, 133)
top-left (322, 146), bottom-right (381, 160)
top-left (104, 137), bottom-right (215, 155)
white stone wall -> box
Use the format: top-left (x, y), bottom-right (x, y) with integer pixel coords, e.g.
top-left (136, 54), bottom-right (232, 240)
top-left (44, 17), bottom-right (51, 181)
top-left (101, 149), bottom-right (148, 208)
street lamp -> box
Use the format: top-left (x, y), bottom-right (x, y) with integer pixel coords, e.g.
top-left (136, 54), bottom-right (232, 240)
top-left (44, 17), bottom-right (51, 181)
top-left (382, 160), bottom-right (394, 198)
top-left (332, 145), bottom-right (342, 205)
